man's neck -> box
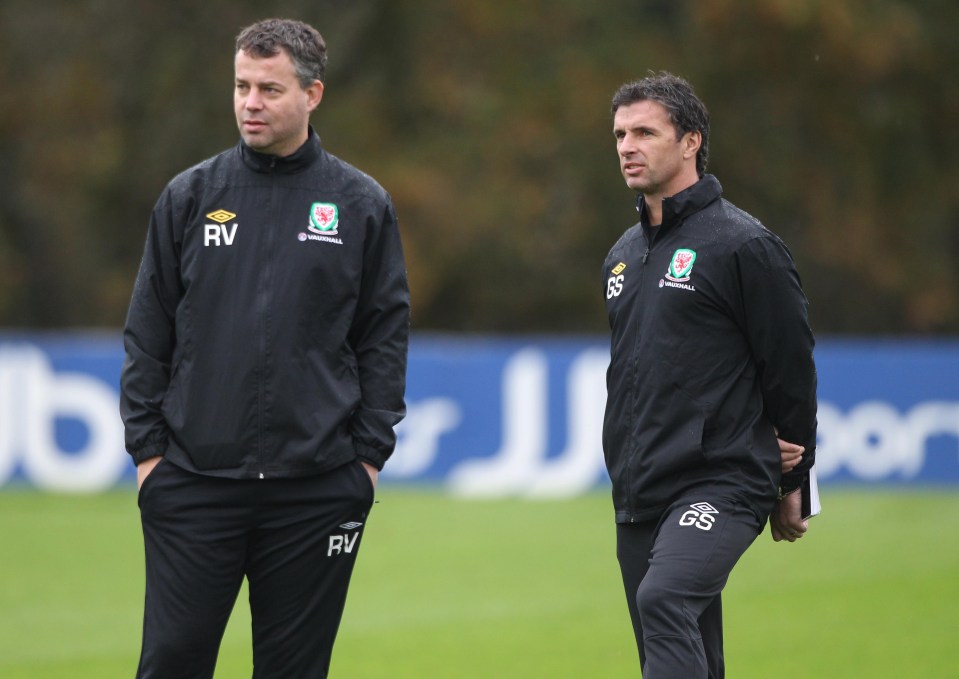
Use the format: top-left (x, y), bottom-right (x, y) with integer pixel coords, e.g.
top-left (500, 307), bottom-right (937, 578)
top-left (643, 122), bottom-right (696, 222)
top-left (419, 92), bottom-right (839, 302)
top-left (642, 174), bottom-right (700, 226)
top-left (644, 198), bottom-right (664, 228)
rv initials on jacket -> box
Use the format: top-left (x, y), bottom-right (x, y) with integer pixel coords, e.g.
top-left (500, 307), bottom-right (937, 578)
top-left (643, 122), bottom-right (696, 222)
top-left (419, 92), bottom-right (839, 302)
top-left (204, 209), bottom-right (238, 247)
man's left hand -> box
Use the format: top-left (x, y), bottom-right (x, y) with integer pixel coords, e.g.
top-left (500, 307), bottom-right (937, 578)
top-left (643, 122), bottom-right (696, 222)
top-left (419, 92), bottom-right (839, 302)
top-left (778, 437), bottom-right (804, 473)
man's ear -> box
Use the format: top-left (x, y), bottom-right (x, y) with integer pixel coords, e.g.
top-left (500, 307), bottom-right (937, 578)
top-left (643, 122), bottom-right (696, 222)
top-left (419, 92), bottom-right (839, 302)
top-left (682, 130), bottom-right (702, 160)
top-left (305, 80), bottom-right (324, 112)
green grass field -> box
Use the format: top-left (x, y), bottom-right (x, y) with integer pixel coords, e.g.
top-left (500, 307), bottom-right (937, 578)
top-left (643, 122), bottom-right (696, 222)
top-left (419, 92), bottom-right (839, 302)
top-left (1, 488), bottom-right (956, 678)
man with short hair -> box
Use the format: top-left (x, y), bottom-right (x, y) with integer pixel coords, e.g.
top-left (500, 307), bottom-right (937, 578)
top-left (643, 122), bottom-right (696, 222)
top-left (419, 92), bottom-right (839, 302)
top-left (121, 18), bottom-right (409, 678)
top-left (601, 72), bottom-right (817, 678)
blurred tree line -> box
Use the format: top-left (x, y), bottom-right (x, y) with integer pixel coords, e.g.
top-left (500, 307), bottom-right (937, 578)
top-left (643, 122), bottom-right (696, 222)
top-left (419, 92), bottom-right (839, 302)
top-left (1, 0), bottom-right (956, 334)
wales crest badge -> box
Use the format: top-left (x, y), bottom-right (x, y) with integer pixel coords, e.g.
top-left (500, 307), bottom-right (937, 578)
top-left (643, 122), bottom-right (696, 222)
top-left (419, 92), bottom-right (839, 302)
top-left (309, 203), bottom-right (339, 234)
top-left (665, 248), bottom-right (697, 282)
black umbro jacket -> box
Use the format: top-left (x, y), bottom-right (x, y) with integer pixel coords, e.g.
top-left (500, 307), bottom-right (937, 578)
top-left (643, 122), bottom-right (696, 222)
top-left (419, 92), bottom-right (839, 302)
top-left (120, 129), bottom-right (409, 478)
top-left (602, 175), bottom-right (816, 524)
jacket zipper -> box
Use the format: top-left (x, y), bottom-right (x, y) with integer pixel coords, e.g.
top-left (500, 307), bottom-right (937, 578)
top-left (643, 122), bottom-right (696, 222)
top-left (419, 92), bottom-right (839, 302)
top-left (626, 228), bottom-right (654, 521)
top-left (255, 165), bottom-right (279, 479)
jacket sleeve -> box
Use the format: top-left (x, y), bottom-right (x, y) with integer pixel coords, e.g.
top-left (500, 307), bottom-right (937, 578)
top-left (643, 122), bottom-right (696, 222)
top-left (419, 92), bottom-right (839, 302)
top-left (347, 199), bottom-right (410, 470)
top-left (119, 188), bottom-right (183, 464)
top-left (735, 233), bottom-right (818, 493)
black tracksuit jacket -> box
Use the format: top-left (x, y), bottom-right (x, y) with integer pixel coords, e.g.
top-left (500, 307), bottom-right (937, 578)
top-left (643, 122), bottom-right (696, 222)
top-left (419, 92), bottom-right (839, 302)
top-left (120, 129), bottom-right (410, 478)
top-left (602, 175), bottom-right (817, 524)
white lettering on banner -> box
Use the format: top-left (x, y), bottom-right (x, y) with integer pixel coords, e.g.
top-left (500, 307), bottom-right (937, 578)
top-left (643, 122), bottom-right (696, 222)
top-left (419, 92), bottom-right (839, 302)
top-left (0, 345), bottom-right (126, 491)
top-left (386, 399), bottom-right (462, 478)
top-left (816, 400), bottom-right (959, 480)
top-left (3, 340), bottom-right (959, 492)
top-left (447, 348), bottom-right (547, 497)
top-left (447, 347), bottom-right (609, 499)
top-left (525, 349), bottom-right (609, 498)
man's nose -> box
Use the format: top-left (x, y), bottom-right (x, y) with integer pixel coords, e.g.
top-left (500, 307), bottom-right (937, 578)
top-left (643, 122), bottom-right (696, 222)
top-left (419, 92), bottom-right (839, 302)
top-left (245, 90), bottom-right (263, 110)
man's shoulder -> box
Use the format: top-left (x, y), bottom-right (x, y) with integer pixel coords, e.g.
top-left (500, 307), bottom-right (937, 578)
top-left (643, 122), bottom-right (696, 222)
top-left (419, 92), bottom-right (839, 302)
top-left (687, 197), bottom-right (777, 248)
top-left (318, 150), bottom-right (391, 205)
top-left (697, 199), bottom-right (798, 272)
top-left (164, 146), bottom-right (239, 195)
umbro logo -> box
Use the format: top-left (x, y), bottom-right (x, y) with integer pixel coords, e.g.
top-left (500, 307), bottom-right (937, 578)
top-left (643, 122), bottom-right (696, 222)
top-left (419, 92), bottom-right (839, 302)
top-left (339, 521), bottom-right (363, 530)
top-left (679, 501), bottom-right (718, 531)
top-left (206, 209), bottom-right (236, 223)
top-left (204, 209), bottom-right (238, 247)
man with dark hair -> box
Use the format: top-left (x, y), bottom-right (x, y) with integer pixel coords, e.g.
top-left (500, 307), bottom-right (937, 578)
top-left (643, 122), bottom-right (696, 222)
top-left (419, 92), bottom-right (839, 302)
top-left (121, 17), bottom-right (409, 678)
top-left (601, 71), bottom-right (817, 677)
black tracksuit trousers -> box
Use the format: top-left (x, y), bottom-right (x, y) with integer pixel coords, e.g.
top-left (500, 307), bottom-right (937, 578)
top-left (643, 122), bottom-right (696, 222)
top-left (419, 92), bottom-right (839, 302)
top-left (616, 495), bottom-right (762, 679)
top-left (135, 457), bottom-right (375, 679)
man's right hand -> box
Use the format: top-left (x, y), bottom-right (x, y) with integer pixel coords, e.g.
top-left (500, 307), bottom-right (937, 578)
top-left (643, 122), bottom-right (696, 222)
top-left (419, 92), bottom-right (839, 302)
top-left (136, 456), bottom-right (163, 490)
top-left (770, 489), bottom-right (808, 542)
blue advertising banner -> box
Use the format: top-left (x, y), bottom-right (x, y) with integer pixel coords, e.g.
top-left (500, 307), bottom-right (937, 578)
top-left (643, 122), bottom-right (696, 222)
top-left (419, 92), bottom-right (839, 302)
top-left (1, 333), bottom-right (957, 493)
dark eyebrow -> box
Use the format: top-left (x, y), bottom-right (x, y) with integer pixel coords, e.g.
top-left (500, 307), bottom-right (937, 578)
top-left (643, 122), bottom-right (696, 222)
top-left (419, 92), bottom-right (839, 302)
top-left (234, 77), bottom-right (285, 89)
top-left (614, 124), bottom-right (657, 137)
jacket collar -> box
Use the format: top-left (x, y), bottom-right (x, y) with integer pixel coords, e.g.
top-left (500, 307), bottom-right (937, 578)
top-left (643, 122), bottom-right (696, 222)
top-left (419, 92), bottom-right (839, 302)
top-left (636, 174), bottom-right (723, 230)
top-left (239, 126), bottom-right (322, 174)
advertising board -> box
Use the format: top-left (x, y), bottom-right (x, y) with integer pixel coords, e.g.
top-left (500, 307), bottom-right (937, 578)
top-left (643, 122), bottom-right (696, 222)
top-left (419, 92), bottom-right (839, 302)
top-left (1, 334), bottom-right (956, 493)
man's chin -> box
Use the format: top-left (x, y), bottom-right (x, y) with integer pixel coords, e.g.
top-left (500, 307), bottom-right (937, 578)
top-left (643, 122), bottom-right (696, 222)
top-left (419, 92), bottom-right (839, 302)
top-left (240, 132), bottom-right (271, 151)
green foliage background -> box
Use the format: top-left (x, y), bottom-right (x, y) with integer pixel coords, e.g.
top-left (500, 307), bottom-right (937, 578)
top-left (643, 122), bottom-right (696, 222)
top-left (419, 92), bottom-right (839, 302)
top-left (2, 0), bottom-right (957, 333)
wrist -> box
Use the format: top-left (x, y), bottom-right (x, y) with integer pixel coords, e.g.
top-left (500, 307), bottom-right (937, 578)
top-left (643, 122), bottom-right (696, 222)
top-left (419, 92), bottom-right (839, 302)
top-left (777, 486), bottom-right (801, 501)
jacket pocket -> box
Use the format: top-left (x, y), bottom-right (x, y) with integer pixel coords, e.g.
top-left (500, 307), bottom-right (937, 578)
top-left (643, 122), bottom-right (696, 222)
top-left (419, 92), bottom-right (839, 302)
top-left (353, 458), bottom-right (377, 501)
top-left (633, 376), bottom-right (709, 477)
